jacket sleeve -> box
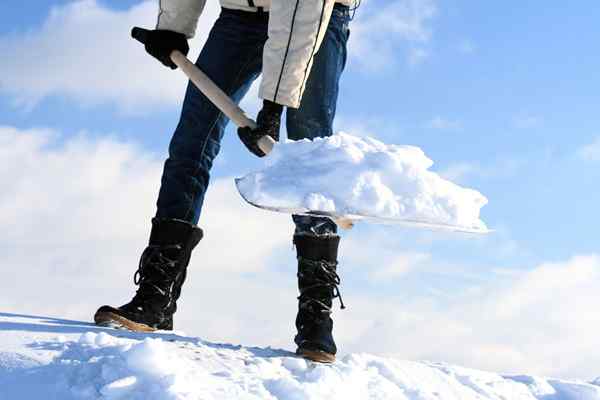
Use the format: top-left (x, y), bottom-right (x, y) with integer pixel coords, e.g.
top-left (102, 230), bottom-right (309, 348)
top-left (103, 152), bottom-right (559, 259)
top-left (156, 0), bottom-right (207, 38)
top-left (259, 0), bottom-right (336, 109)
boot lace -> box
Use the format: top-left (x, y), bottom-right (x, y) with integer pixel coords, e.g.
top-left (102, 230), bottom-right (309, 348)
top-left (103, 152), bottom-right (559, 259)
top-left (297, 257), bottom-right (346, 322)
top-left (132, 244), bottom-right (182, 304)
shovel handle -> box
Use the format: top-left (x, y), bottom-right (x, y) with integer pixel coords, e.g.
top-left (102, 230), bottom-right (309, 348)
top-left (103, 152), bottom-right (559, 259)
top-left (131, 27), bottom-right (275, 156)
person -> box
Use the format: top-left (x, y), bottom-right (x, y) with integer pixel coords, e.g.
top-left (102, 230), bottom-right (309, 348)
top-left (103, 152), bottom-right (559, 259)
top-left (94, 0), bottom-right (356, 363)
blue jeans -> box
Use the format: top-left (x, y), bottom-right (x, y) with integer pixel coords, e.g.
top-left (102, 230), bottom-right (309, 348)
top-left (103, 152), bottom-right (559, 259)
top-left (156, 6), bottom-right (350, 236)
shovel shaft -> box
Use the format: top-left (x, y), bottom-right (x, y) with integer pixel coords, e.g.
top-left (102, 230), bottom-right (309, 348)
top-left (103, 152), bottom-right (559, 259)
top-left (169, 51), bottom-right (257, 130)
top-left (131, 27), bottom-right (275, 156)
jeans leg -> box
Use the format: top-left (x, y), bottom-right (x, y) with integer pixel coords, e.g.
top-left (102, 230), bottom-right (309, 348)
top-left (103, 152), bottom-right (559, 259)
top-left (156, 10), bottom-right (268, 225)
top-left (287, 6), bottom-right (351, 236)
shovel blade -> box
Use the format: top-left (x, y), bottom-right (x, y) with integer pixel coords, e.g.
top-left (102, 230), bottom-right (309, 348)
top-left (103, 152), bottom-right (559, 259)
top-left (234, 178), bottom-right (491, 234)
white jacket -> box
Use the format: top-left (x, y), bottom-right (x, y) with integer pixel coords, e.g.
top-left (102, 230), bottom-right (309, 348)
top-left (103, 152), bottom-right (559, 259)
top-left (157, 0), bottom-right (356, 108)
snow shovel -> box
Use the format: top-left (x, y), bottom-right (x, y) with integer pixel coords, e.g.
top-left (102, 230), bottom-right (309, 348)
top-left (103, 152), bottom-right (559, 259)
top-left (130, 28), bottom-right (488, 233)
top-left (131, 27), bottom-right (355, 229)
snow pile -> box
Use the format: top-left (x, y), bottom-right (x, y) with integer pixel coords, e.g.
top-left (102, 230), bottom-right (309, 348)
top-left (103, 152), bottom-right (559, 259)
top-left (2, 313), bottom-right (600, 399)
top-left (237, 133), bottom-right (488, 231)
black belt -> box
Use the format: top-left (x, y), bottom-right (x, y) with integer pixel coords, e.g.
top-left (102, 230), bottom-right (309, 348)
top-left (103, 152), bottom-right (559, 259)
top-left (247, 0), bottom-right (265, 13)
top-left (221, 7), bottom-right (269, 20)
top-left (242, 1), bottom-right (349, 14)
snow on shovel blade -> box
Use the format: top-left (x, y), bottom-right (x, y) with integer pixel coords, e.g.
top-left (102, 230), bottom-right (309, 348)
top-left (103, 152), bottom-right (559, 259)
top-left (234, 133), bottom-right (491, 234)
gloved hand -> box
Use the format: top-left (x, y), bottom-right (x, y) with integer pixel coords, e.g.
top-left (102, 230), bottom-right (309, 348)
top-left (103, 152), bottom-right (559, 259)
top-left (143, 29), bottom-right (189, 69)
top-left (238, 100), bottom-right (283, 157)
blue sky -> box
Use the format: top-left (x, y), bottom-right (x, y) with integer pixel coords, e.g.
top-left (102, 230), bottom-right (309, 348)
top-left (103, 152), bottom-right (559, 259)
top-left (1, 0), bottom-right (600, 379)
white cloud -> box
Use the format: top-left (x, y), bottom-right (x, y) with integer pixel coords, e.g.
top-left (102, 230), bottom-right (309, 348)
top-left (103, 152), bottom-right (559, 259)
top-left (0, 125), bottom-right (293, 348)
top-left (336, 254), bottom-right (600, 380)
top-left (2, 126), bottom-right (598, 380)
top-left (407, 47), bottom-right (429, 67)
top-left (439, 158), bottom-right (524, 183)
top-left (578, 136), bottom-right (600, 162)
top-left (513, 114), bottom-right (544, 129)
top-left (369, 252), bottom-right (430, 281)
top-left (349, 0), bottom-right (437, 70)
top-left (334, 115), bottom-right (395, 140)
top-left (439, 161), bottom-right (477, 182)
top-left (0, 0), bottom-right (436, 112)
top-left (425, 116), bottom-right (462, 130)
top-left (0, 0), bottom-right (221, 112)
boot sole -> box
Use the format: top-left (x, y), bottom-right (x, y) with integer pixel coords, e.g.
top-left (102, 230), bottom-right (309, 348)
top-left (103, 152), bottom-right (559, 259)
top-left (296, 348), bottom-right (336, 363)
top-left (94, 311), bottom-right (156, 332)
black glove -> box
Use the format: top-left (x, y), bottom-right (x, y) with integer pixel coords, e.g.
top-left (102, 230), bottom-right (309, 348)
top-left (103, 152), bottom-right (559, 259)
top-left (144, 29), bottom-right (189, 69)
top-left (238, 100), bottom-right (283, 157)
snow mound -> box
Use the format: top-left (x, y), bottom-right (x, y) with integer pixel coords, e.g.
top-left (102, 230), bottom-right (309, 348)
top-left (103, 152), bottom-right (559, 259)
top-left (2, 313), bottom-right (599, 400)
top-left (237, 133), bottom-right (488, 231)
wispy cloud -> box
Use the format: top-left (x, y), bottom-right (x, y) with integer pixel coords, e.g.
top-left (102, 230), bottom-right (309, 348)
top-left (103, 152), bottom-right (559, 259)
top-left (0, 0), bottom-right (219, 112)
top-left (425, 116), bottom-right (462, 131)
top-left (369, 252), bottom-right (431, 281)
top-left (0, 125), bottom-right (293, 346)
top-left (2, 126), bottom-right (599, 379)
top-left (407, 48), bottom-right (430, 67)
top-left (334, 114), bottom-right (401, 139)
top-left (513, 114), bottom-right (544, 129)
top-left (439, 158), bottom-right (524, 183)
top-left (349, 0), bottom-right (437, 70)
top-left (338, 254), bottom-right (600, 380)
top-left (0, 0), bottom-right (437, 111)
top-left (439, 161), bottom-right (478, 181)
top-left (578, 136), bottom-right (600, 162)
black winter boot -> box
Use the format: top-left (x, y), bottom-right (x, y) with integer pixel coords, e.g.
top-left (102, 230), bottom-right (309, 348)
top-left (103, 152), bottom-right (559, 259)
top-left (94, 218), bottom-right (203, 331)
top-left (294, 234), bottom-right (344, 363)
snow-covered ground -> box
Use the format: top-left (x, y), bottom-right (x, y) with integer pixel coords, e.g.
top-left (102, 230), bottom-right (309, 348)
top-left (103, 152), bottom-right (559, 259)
top-left (1, 312), bottom-right (598, 400)
top-left (237, 133), bottom-right (488, 232)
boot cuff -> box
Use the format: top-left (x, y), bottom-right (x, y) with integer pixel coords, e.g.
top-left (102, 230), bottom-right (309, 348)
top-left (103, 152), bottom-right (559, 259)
top-left (150, 218), bottom-right (203, 248)
top-left (294, 234), bottom-right (340, 262)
